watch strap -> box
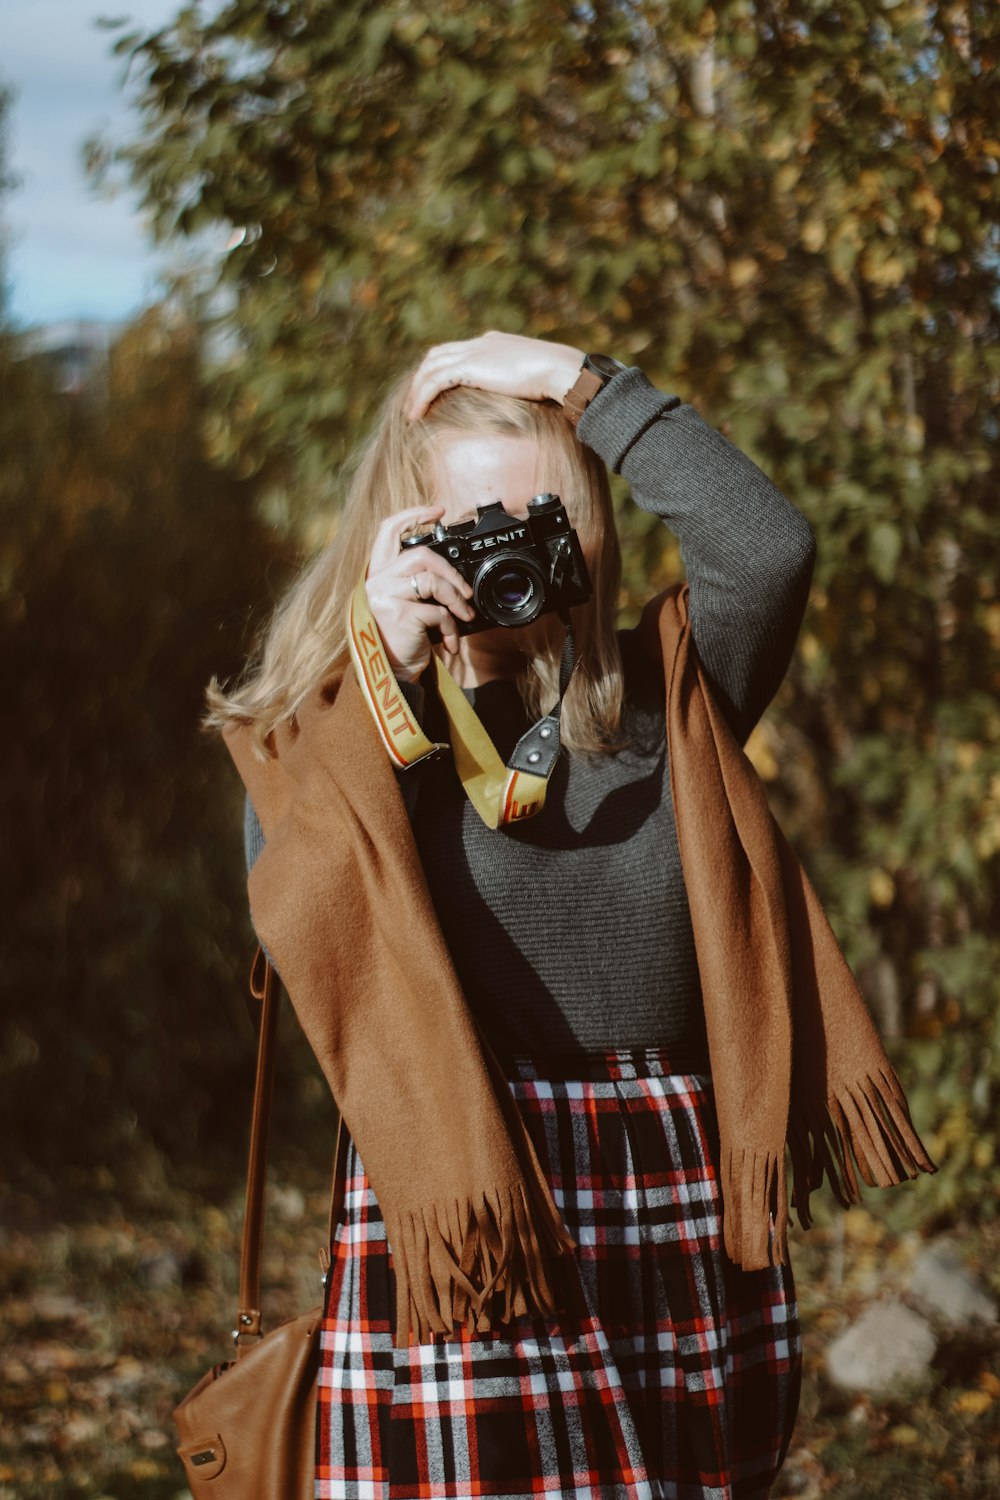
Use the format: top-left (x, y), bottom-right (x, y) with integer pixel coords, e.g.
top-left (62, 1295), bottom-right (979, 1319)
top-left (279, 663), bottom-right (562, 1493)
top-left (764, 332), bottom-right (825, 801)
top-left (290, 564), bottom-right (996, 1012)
top-left (562, 364), bottom-right (607, 428)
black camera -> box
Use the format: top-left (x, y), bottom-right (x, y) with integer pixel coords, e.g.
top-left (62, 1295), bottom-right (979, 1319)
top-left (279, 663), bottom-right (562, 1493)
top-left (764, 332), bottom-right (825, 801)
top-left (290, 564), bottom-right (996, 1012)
top-left (400, 494), bottom-right (592, 638)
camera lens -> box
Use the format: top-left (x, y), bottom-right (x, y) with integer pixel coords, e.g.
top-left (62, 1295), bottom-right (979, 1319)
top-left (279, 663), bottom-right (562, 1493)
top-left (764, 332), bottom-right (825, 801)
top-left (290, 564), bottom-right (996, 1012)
top-left (475, 556), bottom-right (546, 627)
top-left (494, 567), bottom-right (534, 610)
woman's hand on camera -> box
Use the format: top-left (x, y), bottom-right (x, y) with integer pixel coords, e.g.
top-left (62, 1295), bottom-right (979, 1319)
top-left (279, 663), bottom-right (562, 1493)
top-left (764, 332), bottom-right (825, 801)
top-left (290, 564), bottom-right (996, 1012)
top-left (405, 331), bottom-right (584, 421)
top-left (365, 505), bottom-right (476, 682)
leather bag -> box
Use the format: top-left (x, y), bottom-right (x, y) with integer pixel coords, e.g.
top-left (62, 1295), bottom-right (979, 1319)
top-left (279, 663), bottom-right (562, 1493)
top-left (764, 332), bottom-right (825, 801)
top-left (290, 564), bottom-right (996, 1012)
top-left (172, 945), bottom-right (348, 1497)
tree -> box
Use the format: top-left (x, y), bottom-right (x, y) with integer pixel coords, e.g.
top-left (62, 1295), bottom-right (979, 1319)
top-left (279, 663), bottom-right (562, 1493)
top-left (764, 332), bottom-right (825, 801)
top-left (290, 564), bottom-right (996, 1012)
top-left (0, 309), bottom-right (309, 1190)
top-left (99, 0), bottom-right (1000, 1218)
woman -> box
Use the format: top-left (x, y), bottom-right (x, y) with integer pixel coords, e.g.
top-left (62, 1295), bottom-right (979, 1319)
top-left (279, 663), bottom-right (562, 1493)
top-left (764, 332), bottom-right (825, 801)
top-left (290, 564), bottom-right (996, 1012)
top-left (209, 330), bottom-right (933, 1499)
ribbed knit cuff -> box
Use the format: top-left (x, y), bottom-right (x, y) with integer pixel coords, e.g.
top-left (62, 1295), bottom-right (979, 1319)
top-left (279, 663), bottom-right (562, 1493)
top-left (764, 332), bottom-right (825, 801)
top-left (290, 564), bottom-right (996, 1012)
top-left (576, 367), bottom-right (682, 474)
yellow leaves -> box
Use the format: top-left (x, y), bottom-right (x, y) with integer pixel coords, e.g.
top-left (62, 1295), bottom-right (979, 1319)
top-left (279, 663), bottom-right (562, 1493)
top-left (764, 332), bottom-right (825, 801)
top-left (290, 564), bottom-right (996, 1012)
top-left (800, 219), bottom-right (826, 252)
top-left (352, 278), bottom-right (379, 309)
top-left (888, 1424), bottom-right (921, 1445)
top-left (951, 1389), bottom-right (992, 1417)
top-left (128, 1458), bottom-right (166, 1480)
top-left (761, 133), bottom-right (796, 161)
top-left (933, 82), bottom-right (953, 116)
top-left (393, 13), bottom-right (429, 46)
top-left (774, 163), bottom-right (801, 194)
top-left (974, 812), bottom-right (1000, 862)
top-left (844, 1206), bottom-right (885, 1247)
top-left (800, 633), bottom-right (821, 664)
top-left (622, 329), bottom-right (653, 356)
top-left (745, 724), bottom-right (779, 781)
top-left (202, 1206), bottom-right (231, 1245)
top-left (971, 1139), bottom-right (994, 1171)
top-left (903, 413), bottom-right (925, 451)
top-left (857, 167), bottom-right (883, 202)
top-left (728, 257), bottom-right (759, 289)
top-left (911, 184), bottom-right (943, 224)
top-left (985, 604), bottom-right (1000, 651)
top-left (301, 263), bottom-right (324, 297)
top-left (869, 868), bottom-right (896, 908)
top-left (859, 247), bottom-right (908, 288)
top-left (954, 742), bottom-right (981, 771)
top-left (927, 1103), bottom-right (976, 1163)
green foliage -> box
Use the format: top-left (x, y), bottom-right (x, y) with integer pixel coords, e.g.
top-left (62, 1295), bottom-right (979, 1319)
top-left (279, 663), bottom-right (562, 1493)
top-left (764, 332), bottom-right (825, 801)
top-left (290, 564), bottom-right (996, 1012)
top-left (73, 0), bottom-right (1000, 1218)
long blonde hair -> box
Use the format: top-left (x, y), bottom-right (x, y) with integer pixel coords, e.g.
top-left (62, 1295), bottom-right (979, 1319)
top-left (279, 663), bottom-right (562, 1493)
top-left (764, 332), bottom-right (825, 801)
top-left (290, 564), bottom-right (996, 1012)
top-left (202, 366), bottom-right (629, 757)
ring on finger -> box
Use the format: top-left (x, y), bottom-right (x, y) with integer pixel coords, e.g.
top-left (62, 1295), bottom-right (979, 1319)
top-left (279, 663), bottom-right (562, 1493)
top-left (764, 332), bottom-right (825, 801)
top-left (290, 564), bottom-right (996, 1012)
top-left (410, 574), bottom-right (424, 601)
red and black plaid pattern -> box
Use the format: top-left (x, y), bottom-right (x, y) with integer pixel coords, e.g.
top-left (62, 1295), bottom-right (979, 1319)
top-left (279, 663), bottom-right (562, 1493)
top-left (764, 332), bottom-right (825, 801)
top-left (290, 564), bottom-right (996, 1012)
top-left (316, 1048), bottom-right (801, 1499)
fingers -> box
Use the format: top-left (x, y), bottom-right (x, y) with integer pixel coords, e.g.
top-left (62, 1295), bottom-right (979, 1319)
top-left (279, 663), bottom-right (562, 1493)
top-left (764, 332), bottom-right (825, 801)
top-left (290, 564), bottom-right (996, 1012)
top-left (402, 561), bottom-right (475, 624)
top-left (376, 542), bottom-right (473, 605)
top-left (405, 348), bottom-right (472, 422)
top-left (409, 601), bottom-right (464, 655)
top-left (368, 504), bottom-right (445, 574)
top-left (403, 330), bottom-right (579, 419)
top-left (364, 526), bottom-right (477, 677)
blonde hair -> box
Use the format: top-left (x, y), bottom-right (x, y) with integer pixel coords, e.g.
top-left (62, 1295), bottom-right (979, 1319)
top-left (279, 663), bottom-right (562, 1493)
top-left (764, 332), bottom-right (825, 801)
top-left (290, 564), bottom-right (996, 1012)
top-left (202, 366), bottom-right (629, 757)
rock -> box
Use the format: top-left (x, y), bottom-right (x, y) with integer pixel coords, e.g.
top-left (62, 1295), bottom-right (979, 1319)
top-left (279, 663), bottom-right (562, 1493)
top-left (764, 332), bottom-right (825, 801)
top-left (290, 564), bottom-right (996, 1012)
top-left (825, 1299), bottom-right (937, 1393)
top-left (776, 1448), bottom-right (823, 1498)
top-left (269, 1183), bottom-right (306, 1221)
top-left (909, 1241), bottom-right (998, 1329)
top-left (31, 1292), bottom-right (92, 1324)
top-left (138, 1249), bottom-right (185, 1290)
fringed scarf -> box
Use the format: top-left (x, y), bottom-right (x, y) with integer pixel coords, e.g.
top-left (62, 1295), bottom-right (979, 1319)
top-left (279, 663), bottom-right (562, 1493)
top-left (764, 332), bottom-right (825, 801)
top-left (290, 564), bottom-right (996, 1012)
top-left (222, 579), bottom-right (935, 1346)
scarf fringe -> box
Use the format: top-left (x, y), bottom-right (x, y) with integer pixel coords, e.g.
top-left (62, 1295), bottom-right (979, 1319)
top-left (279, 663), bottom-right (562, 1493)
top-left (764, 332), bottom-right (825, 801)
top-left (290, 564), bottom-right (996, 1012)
top-left (720, 1144), bottom-right (789, 1269)
top-left (787, 1064), bottom-right (937, 1232)
top-left (722, 1066), bottom-right (937, 1269)
top-left (385, 1180), bottom-right (576, 1348)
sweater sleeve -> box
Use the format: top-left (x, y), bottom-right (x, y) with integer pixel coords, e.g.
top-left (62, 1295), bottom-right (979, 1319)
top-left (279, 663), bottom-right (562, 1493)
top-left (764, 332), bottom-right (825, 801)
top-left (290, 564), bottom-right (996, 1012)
top-left (576, 367), bottom-right (817, 744)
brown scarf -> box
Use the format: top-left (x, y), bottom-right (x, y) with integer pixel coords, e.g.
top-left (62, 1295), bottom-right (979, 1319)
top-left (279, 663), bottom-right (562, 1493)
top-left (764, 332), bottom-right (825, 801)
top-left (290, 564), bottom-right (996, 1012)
top-left (222, 580), bottom-right (935, 1347)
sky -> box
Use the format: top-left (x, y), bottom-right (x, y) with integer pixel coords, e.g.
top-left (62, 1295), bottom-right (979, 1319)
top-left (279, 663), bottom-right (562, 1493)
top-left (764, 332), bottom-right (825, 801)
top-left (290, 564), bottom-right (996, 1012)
top-left (2, 0), bottom-right (193, 328)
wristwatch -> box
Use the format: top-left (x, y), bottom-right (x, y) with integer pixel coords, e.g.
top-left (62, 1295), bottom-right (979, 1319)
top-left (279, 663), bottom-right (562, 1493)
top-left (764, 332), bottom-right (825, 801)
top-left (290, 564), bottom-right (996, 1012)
top-left (561, 353), bottom-right (629, 428)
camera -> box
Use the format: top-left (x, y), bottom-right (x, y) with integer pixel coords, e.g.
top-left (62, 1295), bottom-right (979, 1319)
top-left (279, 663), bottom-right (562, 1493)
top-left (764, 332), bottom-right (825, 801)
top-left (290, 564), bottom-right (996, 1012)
top-left (400, 494), bottom-right (592, 638)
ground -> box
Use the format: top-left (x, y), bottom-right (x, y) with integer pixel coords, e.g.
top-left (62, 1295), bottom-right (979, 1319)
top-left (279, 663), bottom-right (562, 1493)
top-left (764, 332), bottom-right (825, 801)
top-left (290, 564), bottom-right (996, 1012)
top-left (1, 1172), bottom-right (997, 1499)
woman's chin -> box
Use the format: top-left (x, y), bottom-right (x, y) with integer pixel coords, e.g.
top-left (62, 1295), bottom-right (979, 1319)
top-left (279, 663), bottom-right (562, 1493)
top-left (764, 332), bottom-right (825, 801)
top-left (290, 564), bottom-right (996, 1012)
top-left (478, 615), bottom-right (563, 657)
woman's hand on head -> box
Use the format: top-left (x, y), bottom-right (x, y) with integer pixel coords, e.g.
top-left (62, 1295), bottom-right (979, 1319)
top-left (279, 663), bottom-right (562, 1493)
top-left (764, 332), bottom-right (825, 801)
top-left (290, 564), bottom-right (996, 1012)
top-left (405, 331), bottom-right (584, 421)
top-left (364, 505), bottom-right (476, 682)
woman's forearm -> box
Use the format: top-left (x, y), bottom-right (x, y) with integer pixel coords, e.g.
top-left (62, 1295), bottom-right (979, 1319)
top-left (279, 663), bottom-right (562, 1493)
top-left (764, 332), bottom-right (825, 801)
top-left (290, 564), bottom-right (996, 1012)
top-left (577, 366), bottom-right (817, 743)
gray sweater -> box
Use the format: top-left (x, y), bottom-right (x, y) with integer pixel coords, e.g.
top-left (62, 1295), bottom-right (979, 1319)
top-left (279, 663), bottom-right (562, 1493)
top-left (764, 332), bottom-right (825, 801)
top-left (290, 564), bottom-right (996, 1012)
top-left (244, 367), bottom-right (816, 1067)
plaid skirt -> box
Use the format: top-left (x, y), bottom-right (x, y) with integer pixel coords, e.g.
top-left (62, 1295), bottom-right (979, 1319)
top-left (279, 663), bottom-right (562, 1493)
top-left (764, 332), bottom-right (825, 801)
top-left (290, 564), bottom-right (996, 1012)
top-left (316, 1048), bottom-right (802, 1500)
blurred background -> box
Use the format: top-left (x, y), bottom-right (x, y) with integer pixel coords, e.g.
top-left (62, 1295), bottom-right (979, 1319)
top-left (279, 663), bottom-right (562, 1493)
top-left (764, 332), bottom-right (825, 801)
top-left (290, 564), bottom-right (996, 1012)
top-left (1, 1), bottom-right (997, 1495)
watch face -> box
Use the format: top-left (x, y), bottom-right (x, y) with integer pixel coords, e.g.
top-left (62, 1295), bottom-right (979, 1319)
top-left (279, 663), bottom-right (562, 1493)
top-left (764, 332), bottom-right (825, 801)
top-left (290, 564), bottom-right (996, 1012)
top-left (586, 353), bottom-right (628, 380)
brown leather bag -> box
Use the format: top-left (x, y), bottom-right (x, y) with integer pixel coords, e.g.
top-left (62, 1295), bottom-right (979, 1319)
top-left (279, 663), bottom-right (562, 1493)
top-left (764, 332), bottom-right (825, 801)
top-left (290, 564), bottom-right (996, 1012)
top-left (172, 945), bottom-right (348, 1497)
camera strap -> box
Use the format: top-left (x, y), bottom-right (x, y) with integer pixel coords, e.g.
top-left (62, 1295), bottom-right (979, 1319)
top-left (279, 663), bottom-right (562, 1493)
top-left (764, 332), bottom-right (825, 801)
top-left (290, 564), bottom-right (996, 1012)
top-left (348, 575), bottom-right (578, 828)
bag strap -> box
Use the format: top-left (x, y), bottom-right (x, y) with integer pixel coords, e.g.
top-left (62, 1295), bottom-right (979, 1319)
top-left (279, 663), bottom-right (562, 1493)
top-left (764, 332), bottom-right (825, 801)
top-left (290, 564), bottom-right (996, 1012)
top-left (232, 942), bottom-right (349, 1355)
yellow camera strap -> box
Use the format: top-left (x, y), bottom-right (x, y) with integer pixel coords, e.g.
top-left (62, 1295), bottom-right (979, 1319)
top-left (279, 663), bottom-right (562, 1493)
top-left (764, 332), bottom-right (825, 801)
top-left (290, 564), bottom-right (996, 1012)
top-left (348, 575), bottom-right (576, 829)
